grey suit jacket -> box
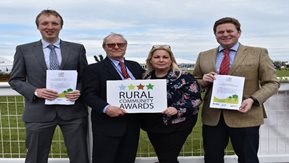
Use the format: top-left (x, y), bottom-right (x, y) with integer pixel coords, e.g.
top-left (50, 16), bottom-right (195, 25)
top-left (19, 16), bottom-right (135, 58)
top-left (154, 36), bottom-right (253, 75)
top-left (9, 40), bottom-right (88, 122)
top-left (193, 44), bottom-right (279, 128)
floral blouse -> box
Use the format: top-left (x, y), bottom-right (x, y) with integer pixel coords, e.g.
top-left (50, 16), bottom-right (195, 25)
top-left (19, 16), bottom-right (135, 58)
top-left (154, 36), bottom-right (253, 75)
top-left (144, 70), bottom-right (202, 125)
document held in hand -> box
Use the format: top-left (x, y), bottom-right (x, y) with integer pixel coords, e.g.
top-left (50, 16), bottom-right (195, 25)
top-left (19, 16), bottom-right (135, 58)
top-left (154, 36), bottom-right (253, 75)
top-left (210, 75), bottom-right (245, 110)
top-left (45, 70), bottom-right (77, 105)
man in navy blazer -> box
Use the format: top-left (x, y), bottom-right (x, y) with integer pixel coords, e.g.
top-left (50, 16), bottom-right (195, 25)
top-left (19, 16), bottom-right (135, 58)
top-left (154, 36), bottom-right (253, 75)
top-left (82, 33), bottom-right (144, 163)
top-left (9, 10), bottom-right (89, 163)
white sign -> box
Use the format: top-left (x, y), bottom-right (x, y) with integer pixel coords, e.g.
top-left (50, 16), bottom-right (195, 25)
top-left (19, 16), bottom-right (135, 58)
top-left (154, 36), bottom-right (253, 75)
top-left (45, 70), bottom-right (77, 105)
top-left (107, 79), bottom-right (167, 113)
top-left (210, 75), bottom-right (245, 110)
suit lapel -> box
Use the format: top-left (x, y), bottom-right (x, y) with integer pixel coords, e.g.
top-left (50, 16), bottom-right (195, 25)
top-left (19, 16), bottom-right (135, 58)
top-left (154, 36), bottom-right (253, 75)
top-left (59, 40), bottom-right (69, 69)
top-left (210, 49), bottom-right (218, 72)
top-left (204, 48), bottom-right (218, 73)
top-left (229, 44), bottom-right (248, 74)
top-left (33, 41), bottom-right (48, 71)
top-left (103, 57), bottom-right (122, 80)
top-left (125, 60), bottom-right (138, 78)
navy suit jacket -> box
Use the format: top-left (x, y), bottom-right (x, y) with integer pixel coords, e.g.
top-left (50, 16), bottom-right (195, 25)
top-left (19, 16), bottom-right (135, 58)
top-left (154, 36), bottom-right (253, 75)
top-left (82, 57), bottom-right (144, 136)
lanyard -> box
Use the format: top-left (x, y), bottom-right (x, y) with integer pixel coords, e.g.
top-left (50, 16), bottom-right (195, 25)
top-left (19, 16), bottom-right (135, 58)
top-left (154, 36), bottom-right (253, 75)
top-left (110, 60), bottom-right (131, 80)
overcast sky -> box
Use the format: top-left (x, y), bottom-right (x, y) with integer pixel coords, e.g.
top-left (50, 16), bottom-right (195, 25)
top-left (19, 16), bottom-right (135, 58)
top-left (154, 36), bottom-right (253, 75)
top-left (1, 0), bottom-right (289, 63)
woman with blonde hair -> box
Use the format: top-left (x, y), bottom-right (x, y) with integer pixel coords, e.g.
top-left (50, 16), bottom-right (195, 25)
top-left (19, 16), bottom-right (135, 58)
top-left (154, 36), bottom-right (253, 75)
top-left (141, 45), bottom-right (202, 163)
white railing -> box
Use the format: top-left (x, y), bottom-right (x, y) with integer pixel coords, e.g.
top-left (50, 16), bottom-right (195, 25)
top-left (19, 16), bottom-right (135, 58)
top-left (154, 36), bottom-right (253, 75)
top-left (1, 82), bottom-right (289, 163)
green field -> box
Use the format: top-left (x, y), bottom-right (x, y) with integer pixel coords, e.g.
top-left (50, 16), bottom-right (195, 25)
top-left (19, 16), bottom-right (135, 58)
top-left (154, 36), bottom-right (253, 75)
top-left (0, 96), bottom-right (235, 158)
top-left (1, 69), bottom-right (287, 158)
top-left (276, 69), bottom-right (289, 77)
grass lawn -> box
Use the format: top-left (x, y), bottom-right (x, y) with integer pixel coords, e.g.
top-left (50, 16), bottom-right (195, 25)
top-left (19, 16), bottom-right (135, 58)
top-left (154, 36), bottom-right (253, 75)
top-left (1, 69), bottom-right (287, 158)
top-left (0, 96), bottom-right (236, 158)
top-left (276, 69), bottom-right (289, 77)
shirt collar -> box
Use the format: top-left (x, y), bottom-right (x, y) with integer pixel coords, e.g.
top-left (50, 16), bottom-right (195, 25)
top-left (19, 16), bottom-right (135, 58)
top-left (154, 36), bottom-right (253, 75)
top-left (108, 57), bottom-right (125, 66)
top-left (218, 42), bottom-right (240, 52)
top-left (41, 39), bottom-right (61, 49)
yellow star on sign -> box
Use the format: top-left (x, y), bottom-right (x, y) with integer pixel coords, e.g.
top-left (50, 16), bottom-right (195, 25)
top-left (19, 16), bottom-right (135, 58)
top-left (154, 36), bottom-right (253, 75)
top-left (128, 84), bottom-right (135, 90)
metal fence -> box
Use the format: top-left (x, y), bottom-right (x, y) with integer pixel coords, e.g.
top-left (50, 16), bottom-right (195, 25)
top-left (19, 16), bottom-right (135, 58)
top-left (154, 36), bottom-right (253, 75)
top-left (1, 82), bottom-right (289, 163)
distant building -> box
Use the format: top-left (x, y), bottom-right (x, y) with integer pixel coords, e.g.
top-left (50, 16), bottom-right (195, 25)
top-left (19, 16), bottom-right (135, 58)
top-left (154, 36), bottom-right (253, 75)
top-left (0, 57), bottom-right (13, 74)
top-left (285, 62), bottom-right (289, 68)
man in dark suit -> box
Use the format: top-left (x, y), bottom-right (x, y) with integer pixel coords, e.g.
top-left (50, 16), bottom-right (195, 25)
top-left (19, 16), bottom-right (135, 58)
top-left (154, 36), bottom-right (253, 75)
top-left (82, 33), bottom-right (144, 163)
top-left (9, 10), bottom-right (89, 163)
top-left (193, 17), bottom-right (279, 163)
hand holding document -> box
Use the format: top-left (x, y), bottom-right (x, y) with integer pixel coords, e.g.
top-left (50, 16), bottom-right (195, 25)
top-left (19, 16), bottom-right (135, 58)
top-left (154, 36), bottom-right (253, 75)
top-left (45, 70), bottom-right (77, 105)
top-left (210, 75), bottom-right (245, 110)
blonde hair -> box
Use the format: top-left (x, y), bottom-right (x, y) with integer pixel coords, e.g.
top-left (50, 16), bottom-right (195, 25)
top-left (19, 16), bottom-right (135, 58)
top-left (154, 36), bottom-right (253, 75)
top-left (145, 45), bottom-right (181, 78)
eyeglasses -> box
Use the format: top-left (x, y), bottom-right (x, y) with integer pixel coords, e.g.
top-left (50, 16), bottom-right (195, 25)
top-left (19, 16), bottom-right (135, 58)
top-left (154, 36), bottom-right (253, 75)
top-left (105, 43), bottom-right (127, 49)
top-left (151, 45), bottom-right (171, 50)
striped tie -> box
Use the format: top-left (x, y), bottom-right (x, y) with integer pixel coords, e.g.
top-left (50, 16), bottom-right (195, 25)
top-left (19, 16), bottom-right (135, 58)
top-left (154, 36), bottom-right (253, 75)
top-left (119, 61), bottom-right (130, 79)
top-left (48, 44), bottom-right (59, 70)
top-left (219, 49), bottom-right (230, 75)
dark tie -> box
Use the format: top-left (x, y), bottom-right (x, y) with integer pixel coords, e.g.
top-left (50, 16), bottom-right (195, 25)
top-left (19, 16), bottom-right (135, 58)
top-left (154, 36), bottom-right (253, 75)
top-left (119, 61), bottom-right (130, 79)
top-left (48, 44), bottom-right (59, 70)
top-left (219, 49), bottom-right (230, 75)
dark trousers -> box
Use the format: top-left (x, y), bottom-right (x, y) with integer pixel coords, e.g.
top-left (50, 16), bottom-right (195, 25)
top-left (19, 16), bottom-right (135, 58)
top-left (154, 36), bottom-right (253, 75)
top-left (25, 117), bottom-right (89, 163)
top-left (202, 115), bottom-right (260, 163)
top-left (147, 127), bottom-right (193, 163)
top-left (92, 126), bottom-right (140, 163)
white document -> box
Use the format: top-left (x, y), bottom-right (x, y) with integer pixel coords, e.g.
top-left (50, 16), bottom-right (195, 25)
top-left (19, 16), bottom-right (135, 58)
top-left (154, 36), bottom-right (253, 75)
top-left (210, 75), bottom-right (245, 110)
top-left (45, 70), bottom-right (77, 105)
top-left (107, 79), bottom-right (167, 113)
